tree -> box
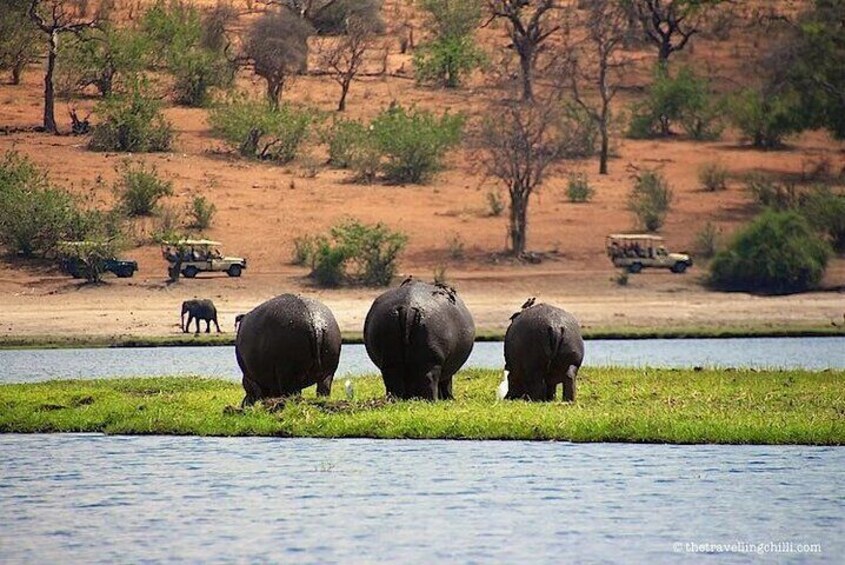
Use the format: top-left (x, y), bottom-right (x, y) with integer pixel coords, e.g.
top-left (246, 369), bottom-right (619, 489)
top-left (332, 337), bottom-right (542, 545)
top-left (269, 0), bottom-right (383, 34)
top-left (628, 0), bottom-right (726, 71)
top-left (318, 14), bottom-right (377, 110)
top-left (27, 0), bottom-right (97, 133)
top-left (479, 100), bottom-right (570, 256)
top-left (563, 0), bottom-right (628, 174)
top-left (414, 0), bottom-right (484, 88)
top-left (485, 0), bottom-right (560, 101)
top-left (0, 0), bottom-right (41, 85)
top-left (244, 10), bottom-right (313, 109)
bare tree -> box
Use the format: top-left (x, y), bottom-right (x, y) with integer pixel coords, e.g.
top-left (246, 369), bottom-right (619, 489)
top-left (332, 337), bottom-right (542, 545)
top-left (28, 0), bottom-right (97, 133)
top-left (630, 0), bottom-right (727, 71)
top-left (244, 9), bottom-right (313, 109)
top-left (485, 0), bottom-right (560, 101)
top-left (564, 0), bottom-right (628, 175)
top-left (479, 100), bottom-right (570, 256)
top-left (318, 15), bottom-right (376, 110)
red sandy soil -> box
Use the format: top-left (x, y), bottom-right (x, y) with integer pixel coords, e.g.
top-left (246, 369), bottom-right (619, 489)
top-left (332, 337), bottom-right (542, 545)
top-left (0, 1), bottom-right (843, 339)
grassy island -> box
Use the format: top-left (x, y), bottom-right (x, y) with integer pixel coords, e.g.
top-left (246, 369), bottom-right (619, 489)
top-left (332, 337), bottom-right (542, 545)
top-left (1, 368), bottom-right (842, 444)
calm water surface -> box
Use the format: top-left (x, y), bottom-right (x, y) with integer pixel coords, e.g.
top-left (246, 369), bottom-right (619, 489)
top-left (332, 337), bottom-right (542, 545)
top-left (1, 337), bottom-right (844, 383)
top-left (0, 435), bottom-right (842, 563)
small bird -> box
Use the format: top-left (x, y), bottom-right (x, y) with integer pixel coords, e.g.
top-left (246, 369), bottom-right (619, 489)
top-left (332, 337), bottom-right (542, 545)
top-left (344, 379), bottom-right (354, 400)
top-left (496, 370), bottom-right (509, 401)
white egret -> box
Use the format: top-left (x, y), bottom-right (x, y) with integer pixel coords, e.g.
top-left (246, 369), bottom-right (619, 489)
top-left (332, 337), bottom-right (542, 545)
top-left (344, 379), bottom-right (354, 400)
top-left (496, 370), bottom-right (509, 400)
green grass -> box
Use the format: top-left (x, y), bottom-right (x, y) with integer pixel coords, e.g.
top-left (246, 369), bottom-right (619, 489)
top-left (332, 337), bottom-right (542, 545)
top-left (1, 368), bottom-right (842, 444)
top-left (2, 323), bottom-right (842, 350)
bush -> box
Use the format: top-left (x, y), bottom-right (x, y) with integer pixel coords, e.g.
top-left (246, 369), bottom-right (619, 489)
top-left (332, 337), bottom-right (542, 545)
top-left (710, 209), bottom-right (831, 294)
top-left (486, 188), bottom-right (504, 217)
top-left (694, 221), bottom-right (721, 259)
top-left (325, 118), bottom-right (369, 168)
top-left (209, 98), bottom-right (317, 163)
top-left (298, 218), bottom-right (408, 287)
top-left (114, 161), bottom-right (174, 217)
top-left (414, 35), bottom-right (485, 88)
top-left (626, 66), bottom-right (722, 140)
top-left (370, 104), bottom-right (464, 183)
top-left (698, 162), bottom-right (728, 191)
top-left (187, 195), bottom-right (216, 229)
top-left (744, 173), bottom-right (798, 210)
top-left (799, 184), bottom-right (845, 252)
top-left (89, 80), bottom-right (174, 152)
top-left (727, 88), bottom-right (803, 149)
top-left (566, 173), bottom-right (594, 203)
top-left (560, 103), bottom-right (599, 159)
top-left (627, 169), bottom-right (673, 232)
top-left (285, 0), bottom-right (384, 35)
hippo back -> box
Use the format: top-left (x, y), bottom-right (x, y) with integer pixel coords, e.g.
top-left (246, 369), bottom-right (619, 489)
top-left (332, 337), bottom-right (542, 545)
top-left (505, 303), bottom-right (584, 370)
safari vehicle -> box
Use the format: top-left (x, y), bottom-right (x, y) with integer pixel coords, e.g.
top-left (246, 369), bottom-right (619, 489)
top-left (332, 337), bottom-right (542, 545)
top-left (161, 239), bottom-right (247, 278)
top-left (606, 234), bottom-right (693, 274)
top-left (58, 242), bottom-right (138, 279)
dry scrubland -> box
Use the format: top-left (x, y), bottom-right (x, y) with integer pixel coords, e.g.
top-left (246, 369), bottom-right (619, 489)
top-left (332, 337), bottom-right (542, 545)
top-left (0, 0), bottom-right (844, 340)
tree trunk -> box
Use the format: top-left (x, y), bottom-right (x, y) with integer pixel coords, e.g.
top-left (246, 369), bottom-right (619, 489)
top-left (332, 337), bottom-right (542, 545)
top-left (44, 31), bottom-right (59, 133)
top-left (338, 77), bottom-right (350, 111)
top-left (519, 49), bottom-right (533, 102)
top-left (599, 104), bottom-right (610, 175)
top-left (12, 59), bottom-right (25, 85)
top-left (267, 80), bottom-right (281, 110)
top-left (509, 192), bottom-right (528, 256)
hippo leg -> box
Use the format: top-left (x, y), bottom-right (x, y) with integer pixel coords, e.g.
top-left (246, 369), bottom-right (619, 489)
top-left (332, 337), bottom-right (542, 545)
top-left (423, 366), bottom-right (442, 400)
top-left (381, 366), bottom-right (404, 399)
top-left (545, 380), bottom-right (557, 401)
top-left (438, 376), bottom-right (453, 400)
top-left (316, 375), bottom-right (333, 397)
top-left (563, 365), bottom-right (578, 402)
top-left (241, 375), bottom-right (263, 407)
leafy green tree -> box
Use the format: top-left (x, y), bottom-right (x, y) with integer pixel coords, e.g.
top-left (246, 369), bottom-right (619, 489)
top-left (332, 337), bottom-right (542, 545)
top-left (710, 209), bottom-right (831, 294)
top-left (88, 78), bottom-right (174, 152)
top-left (414, 0), bottom-right (484, 88)
top-left (726, 87), bottom-right (803, 149)
top-left (57, 238), bottom-right (125, 283)
top-left (0, 0), bottom-right (41, 84)
top-left (799, 185), bottom-right (845, 253)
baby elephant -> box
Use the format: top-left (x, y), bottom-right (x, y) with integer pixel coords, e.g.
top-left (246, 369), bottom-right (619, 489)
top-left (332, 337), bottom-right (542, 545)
top-left (504, 299), bottom-right (584, 402)
top-left (181, 299), bottom-right (221, 334)
top-left (236, 294), bottom-right (341, 406)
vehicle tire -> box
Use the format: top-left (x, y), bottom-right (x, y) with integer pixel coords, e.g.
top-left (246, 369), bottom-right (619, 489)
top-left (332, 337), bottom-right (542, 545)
top-left (227, 264), bottom-right (242, 277)
top-left (116, 267), bottom-right (134, 278)
top-left (671, 262), bottom-right (687, 274)
top-left (628, 262), bottom-right (643, 274)
top-left (183, 266), bottom-right (199, 278)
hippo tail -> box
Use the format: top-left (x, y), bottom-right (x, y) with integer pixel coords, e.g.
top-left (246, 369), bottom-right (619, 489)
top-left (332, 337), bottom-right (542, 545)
top-left (396, 306), bottom-right (421, 346)
top-left (310, 325), bottom-right (326, 373)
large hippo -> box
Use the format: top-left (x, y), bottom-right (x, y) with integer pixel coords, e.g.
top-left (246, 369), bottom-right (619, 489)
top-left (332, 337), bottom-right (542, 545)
top-left (236, 294), bottom-right (341, 406)
top-left (364, 278), bottom-right (475, 400)
top-left (504, 299), bottom-right (584, 402)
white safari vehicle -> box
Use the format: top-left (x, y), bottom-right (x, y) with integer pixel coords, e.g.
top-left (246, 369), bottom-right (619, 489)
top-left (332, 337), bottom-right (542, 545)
top-left (161, 239), bottom-right (247, 278)
top-left (606, 234), bottom-right (693, 274)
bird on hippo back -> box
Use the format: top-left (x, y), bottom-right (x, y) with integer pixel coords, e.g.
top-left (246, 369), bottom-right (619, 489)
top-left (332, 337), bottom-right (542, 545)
top-left (181, 299), bottom-right (221, 334)
top-left (364, 277), bottom-right (475, 401)
top-left (235, 294), bottom-right (341, 407)
top-left (504, 298), bottom-right (584, 402)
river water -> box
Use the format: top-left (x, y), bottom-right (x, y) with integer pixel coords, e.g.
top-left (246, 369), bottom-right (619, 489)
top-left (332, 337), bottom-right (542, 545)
top-left (2, 337), bottom-right (844, 383)
top-left (0, 435), bottom-right (841, 563)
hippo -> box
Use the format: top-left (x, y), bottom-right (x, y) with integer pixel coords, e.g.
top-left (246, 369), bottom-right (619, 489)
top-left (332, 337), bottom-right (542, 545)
top-left (235, 294), bottom-right (341, 406)
top-left (504, 298), bottom-right (584, 402)
top-left (363, 278), bottom-right (475, 400)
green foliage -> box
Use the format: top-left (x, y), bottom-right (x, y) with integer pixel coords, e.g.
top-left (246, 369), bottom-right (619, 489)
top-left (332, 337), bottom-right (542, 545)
top-left (698, 161), bottom-right (728, 191)
top-left (89, 79), bottom-right (174, 152)
top-left (323, 118), bottom-right (380, 181)
top-left (710, 209), bottom-right (831, 294)
top-left (627, 169), bottom-right (673, 232)
top-left (0, 0), bottom-right (41, 84)
top-left (186, 195), bottom-right (216, 230)
top-left (414, 0), bottom-right (484, 87)
top-left (559, 103), bottom-right (599, 159)
top-left (2, 368), bottom-right (843, 444)
top-left (798, 184), bottom-right (845, 252)
top-left (209, 97), bottom-right (317, 162)
top-left (57, 239), bottom-right (125, 283)
top-left (744, 173), bottom-right (798, 210)
top-left (627, 66), bottom-right (723, 140)
top-left (694, 221), bottom-right (721, 259)
top-left (369, 104), bottom-right (464, 183)
top-left (566, 173), bottom-right (594, 203)
top-left (141, 0), bottom-right (234, 106)
top-left (299, 218), bottom-right (408, 287)
top-left (113, 161), bottom-right (174, 217)
top-left (485, 188), bottom-right (504, 217)
top-left (727, 88), bottom-right (803, 149)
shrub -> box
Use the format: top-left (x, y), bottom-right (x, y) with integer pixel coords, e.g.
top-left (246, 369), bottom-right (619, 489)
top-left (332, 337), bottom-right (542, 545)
top-left (799, 184), bottom-right (845, 252)
top-left (560, 103), bottom-right (599, 159)
top-left (414, 35), bottom-right (485, 88)
top-left (286, 0), bottom-right (384, 35)
top-left (370, 104), bottom-right (464, 183)
top-left (566, 173), bottom-right (594, 203)
top-left (698, 162), bottom-right (728, 191)
top-left (88, 80), bottom-right (174, 152)
top-left (727, 88), bottom-right (803, 149)
top-left (187, 195), bottom-right (216, 229)
top-left (114, 161), bottom-right (173, 217)
top-left (447, 233), bottom-right (465, 260)
top-left (627, 169), bottom-right (673, 232)
top-left (209, 98), bottom-right (317, 163)
top-left (694, 221), bottom-right (721, 259)
top-left (325, 118), bottom-right (370, 168)
top-left (300, 218), bottom-right (408, 287)
top-left (486, 188), bottom-right (504, 217)
top-left (710, 209), bottom-right (831, 294)
top-left (744, 173), bottom-right (798, 210)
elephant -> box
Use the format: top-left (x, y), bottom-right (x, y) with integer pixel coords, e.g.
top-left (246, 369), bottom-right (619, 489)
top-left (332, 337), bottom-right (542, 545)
top-left (364, 278), bottom-right (475, 400)
top-left (235, 294), bottom-right (341, 406)
top-left (181, 299), bottom-right (221, 334)
top-left (504, 298), bottom-right (584, 402)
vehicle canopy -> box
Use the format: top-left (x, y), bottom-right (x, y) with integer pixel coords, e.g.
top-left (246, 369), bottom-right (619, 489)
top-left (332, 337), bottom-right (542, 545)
top-left (162, 239), bottom-right (223, 248)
